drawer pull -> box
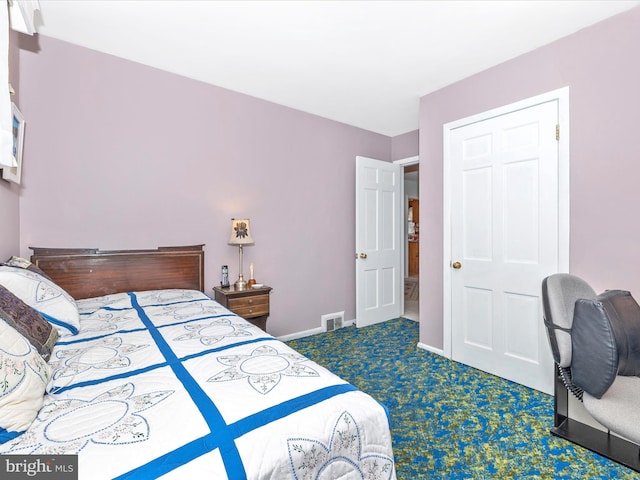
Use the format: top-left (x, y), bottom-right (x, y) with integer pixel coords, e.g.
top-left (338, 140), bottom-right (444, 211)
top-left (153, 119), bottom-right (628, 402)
top-left (248, 299), bottom-right (253, 304)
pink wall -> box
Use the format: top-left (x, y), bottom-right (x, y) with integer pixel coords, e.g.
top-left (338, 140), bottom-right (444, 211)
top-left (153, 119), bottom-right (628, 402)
top-left (0, 31), bottom-right (22, 260)
top-left (391, 129), bottom-right (418, 160)
top-left (15, 35), bottom-right (391, 336)
top-left (419, 7), bottom-right (640, 348)
top-left (0, 168), bottom-right (19, 260)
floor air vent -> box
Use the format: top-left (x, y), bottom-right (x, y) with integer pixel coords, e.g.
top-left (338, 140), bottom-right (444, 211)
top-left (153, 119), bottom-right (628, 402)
top-left (321, 311), bottom-right (345, 332)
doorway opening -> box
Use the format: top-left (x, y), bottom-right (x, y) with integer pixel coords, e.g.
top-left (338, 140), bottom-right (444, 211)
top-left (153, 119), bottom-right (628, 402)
top-left (404, 162), bottom-right (419, 321)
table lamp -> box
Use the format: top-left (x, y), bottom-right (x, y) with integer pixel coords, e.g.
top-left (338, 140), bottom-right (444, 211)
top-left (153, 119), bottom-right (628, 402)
top-left (228, 218), bottom-right (254, 290)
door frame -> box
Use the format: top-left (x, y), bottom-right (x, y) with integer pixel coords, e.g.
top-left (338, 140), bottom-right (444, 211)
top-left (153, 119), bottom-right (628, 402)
top-left (442, 87), bottom-right (570, 359)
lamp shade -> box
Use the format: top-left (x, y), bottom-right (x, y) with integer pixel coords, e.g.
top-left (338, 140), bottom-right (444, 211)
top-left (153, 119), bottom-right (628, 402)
top-left (228, 218), bottom-right (254, 245)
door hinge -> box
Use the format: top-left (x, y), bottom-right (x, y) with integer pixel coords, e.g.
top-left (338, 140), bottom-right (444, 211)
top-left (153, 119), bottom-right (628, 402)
top-left (556, 124), bottom-right (559, 141)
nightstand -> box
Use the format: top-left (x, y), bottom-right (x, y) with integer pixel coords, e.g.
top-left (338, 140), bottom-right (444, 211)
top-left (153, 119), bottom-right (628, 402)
top-left (213, 285), bottom-right (272, 332)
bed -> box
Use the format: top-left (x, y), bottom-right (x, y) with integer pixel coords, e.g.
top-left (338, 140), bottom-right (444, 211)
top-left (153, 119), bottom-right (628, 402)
top-left (0, 245), bottom-right (396, 479)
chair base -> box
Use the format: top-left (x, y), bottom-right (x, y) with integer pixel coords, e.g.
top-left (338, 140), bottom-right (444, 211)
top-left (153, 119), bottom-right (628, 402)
top-left (551, 417), bottom-right (640, 472)
top-left (553, 370), bottom-right (640, 472)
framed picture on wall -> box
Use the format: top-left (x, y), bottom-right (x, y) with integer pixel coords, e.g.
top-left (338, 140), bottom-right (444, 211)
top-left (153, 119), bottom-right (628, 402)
top-left (2, 102), bottom-right (25, 184)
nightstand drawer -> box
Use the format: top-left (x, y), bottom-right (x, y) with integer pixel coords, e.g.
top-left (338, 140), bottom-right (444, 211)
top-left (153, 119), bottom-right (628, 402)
top-left (232, 303), bottom-right (269, 318)
top-left (228, 295), bottom-right (269, 309)
top-left (229, 295), bottom-right (269, 318)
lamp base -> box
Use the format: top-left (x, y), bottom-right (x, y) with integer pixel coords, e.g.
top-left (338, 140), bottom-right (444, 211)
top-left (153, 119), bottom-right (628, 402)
top-left (235, 278), bottom-right (248, 291)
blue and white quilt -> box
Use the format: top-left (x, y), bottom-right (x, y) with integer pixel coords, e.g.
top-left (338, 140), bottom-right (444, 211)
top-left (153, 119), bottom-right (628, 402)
top-left (0, 289), bottom-right (396, 479)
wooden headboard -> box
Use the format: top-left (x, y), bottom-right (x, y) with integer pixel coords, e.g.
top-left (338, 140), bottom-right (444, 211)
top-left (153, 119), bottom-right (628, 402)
top-left (30, 244), bottom-right (205, 300)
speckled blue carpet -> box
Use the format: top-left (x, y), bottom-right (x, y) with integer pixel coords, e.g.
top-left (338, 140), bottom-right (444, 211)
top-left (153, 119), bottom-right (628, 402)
top-left (287, 318), bottom-right (639, 479)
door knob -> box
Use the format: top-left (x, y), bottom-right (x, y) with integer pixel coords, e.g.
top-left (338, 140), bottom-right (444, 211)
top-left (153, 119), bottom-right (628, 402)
top-left (452, 261), bottom-right (462, 269)
top-left (359, 253), bottom-right (368, 259)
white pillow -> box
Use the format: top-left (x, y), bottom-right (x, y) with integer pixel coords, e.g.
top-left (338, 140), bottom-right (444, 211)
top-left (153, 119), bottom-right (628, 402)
top-left (0, 318), bottom-right (52, 443)
top-left (0, 266), bottom-right (80, 336)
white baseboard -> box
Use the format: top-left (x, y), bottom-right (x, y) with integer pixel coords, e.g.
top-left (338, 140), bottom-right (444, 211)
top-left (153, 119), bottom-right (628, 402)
top-left (278, 327), bottom-right (324, 342)
top-left (278, 318), bottom-right (355, 342)
top-left (417, 342), bottom-right (445, 357)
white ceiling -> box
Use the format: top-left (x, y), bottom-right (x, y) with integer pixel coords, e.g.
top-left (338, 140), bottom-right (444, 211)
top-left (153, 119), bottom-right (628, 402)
top-left (33, 0), bottom-right (640, 137)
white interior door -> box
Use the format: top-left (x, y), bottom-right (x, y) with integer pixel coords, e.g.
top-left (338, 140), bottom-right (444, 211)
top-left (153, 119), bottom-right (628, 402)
top-left (448, 98), bottom-right (563, 394)
top-left (355, 156), bottom-right (402, 328)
